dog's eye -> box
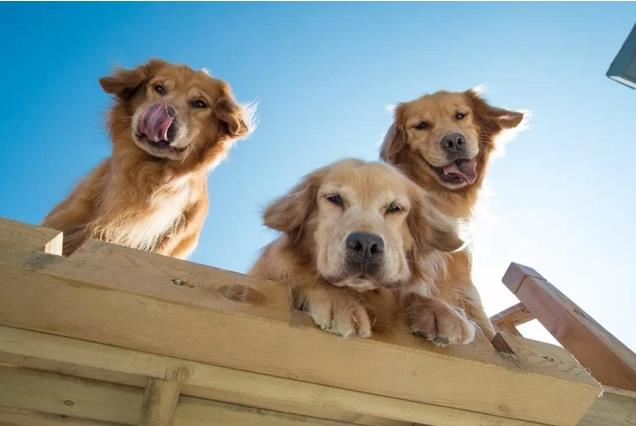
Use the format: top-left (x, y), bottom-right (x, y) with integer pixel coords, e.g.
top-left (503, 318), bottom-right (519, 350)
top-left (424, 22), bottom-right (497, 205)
top-left (154, 84), bottom-right (166, 96)
top-left (455, 112), bottom-right (467, 120)
top-left (325, 194), bottom-right (344, 206)
top-left (190, 99), bottom-right (208, 109)
top-left (386, 202), bottom-right (403, 214)
top-left (414, 121), bottom-right (431, 131)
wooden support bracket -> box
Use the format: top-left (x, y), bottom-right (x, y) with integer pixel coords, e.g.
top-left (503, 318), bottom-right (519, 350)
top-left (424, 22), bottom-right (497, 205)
top-left (502, 262), bottom-right (636, 392)
top-left (490, 302), bottom-right (534, 336)
top-left (139, 378), bottom-right (182, 426)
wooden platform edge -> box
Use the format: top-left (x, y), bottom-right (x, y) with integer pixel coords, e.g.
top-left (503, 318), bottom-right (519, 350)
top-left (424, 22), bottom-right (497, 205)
top-left (0, 325), bottom-right (542, 426)
top-left (0, 218), bottom-right (604, 425)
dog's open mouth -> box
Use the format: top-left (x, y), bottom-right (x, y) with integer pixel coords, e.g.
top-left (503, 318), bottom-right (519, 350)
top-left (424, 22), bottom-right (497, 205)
top-left (134, 102), bottom-right (186, 159)
top-left (135, 133), bottom-right (186, 154)
top-left (425, 157), bottom-right (478, 186)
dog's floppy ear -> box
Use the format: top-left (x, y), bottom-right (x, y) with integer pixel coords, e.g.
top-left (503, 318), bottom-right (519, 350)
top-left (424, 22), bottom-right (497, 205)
top-left (380, 104), bottom-right (408, 164)
top-left (465, 89), bottom-right (524, 132)
top-left (215, 86), bottom-right (253, 139)
top-left (263, 167), bottom-right (325, 237)
top-left (408, 187), bottom-right (464, 253)
top-left (99, 59), bottom-right (166, 100)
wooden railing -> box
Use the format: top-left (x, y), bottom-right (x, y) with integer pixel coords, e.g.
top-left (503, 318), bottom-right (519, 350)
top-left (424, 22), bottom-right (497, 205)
top-left (490, 263), bottom-right (636, 425)
top-left (0, 218), bottom-right (631, 426)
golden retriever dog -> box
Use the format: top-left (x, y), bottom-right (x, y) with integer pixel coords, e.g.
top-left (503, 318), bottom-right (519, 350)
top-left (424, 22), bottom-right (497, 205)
top-left (381, 88), bottom-right (524, 340)
top-left (250, 159), bottom-right (475, 345)
top-left (43, 59), bottom-right (252, 258)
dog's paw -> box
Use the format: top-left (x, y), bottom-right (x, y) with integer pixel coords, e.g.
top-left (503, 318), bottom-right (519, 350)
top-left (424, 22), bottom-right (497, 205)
top-left (406, 296), bottom-right (475, 347)
top-left (307, 290), bottom-right (372, 338)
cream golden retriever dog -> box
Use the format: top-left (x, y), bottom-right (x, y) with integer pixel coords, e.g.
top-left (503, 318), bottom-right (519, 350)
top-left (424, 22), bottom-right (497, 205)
top-left (381, 89), bottom-right (524, 340)
top-left (43, 59), bottom-right (252, 258)
top-left (250, 159), bottom-right (475, 345)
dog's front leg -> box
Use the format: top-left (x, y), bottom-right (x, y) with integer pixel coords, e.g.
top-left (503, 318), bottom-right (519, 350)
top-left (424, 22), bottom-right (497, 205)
top-left (403, 292), bottom-right (476, 346)
top-left (294, 284), bottom-right (373, 338)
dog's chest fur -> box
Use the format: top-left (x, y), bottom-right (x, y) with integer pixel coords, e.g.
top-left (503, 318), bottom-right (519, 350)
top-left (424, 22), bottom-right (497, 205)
top-left (95, 177), bottom-right (192, 252)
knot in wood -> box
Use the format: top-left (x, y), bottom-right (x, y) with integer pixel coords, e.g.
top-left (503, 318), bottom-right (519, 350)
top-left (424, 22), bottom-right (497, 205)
top-left (218, 284), bottom-right (264, 304)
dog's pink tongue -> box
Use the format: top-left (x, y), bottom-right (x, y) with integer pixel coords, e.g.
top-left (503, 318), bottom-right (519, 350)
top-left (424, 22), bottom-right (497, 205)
top-left (139, 102), bottom-right (174, 143)
top-left (443, 159), bottom-right (477, 185)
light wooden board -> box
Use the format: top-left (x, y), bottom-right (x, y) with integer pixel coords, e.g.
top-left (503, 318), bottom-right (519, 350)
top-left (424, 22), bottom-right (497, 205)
top-left (0, 366), bottom-right (358, 426)
top-left (491, 303), bottom-right (534, 335)
top-left (174, 397), bottom-right (356, 426)
top-left (0, 407), bottom-right (124, 426)
top-left (579, 387), bottom-right (636, 426)
top-left (503, 262), bottom-right (636, 391)
top-left (139, 378), bottom-right (181, 426)
top-left (0, 366), bottom-right (141, 425)
top-left (0, 326), bottom-right (541, 426)
top-left (0, 219), bottom-right (602, 425)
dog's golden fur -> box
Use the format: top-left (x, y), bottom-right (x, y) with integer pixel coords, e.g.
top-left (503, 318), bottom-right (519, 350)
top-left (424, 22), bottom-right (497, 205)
top-left (43, 59), bottom-right (252, 258)
top-left (250, 159), bottom-right (475, 344)
top-left (381, 89), bottom-right (524, 339)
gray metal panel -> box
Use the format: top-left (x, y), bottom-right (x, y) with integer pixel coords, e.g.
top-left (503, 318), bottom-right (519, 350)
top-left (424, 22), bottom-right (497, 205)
top-left (607, 23), bottom-right (636, 90)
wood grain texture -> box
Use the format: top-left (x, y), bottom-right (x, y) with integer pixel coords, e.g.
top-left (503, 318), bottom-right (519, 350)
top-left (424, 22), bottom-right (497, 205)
top-left (174, 397), bottom-right (356, 426)
top-left (0, 366), bottom-right (360, 426)
top-left (0, 219), bottom-right (603, 425)
top-left (0, 366), bottom-right (141, 425)
top-left (0, 407), bottom-right (124, 426)
top-left (491, 303), bottom-right (534, 336)
top-left (503, 262), bottom-right (636, 391)
top-left (578, 387), bottom-right (636, 426)
top-left (0, 326), bottom-right (541, 426)
top-left (138, 378), bottom-right (181, 426)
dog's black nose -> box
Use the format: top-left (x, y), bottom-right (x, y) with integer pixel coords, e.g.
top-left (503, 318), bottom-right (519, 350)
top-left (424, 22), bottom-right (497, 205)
top-left (441, 133), bottom-right (466, 157)
top-left (346, 232), bottom-right (384, 264)
top-left (166, 105), bottom-right (177, 118)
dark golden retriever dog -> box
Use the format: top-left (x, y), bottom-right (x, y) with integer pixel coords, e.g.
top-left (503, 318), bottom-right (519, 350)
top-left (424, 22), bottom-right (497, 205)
top-left (43, 59), bottom-right (253, 258)
top-left (250, 159), bottom-right (475, 345)
top-left (381, 88), bottom-right (524, 340)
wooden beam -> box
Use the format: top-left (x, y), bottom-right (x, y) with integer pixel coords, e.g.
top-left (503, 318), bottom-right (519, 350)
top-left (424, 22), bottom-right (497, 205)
top-left (0, 407), bottom-right (124, 426)
top-left (490, 303), bottom-right (534, 336)
top-left (0, 326), bottom-right (541, 426)
top-left (138, 379), bottom-right (181, 426)
top-left (0, 366), bottom-right (141, 425)
top-left (0, 366), bottom-right (358, 426)
top-left (174, 397), bottom-right (355, 426)
top-left (0, 219), bottom-right (602, 425)
top-left (578, 386), bottom-right (636, 426)
top-left (503, 262), bottom-right (636, 391)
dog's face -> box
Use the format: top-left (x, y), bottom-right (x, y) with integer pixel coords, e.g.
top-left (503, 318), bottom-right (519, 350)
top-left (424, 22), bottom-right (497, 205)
top-left (264, 160), bottom-right (463, 292)
top-left (381, 89), bottom-right (523, 190)
top-left (100, 59), bottom-right (250, 164)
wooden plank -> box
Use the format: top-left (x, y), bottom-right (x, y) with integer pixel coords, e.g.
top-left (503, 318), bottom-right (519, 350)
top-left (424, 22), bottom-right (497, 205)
top-left (503, 262), bottom-right (636, 391)
top-left (0, 366), bottom-right (356, 426)
top-left (491, 303), bottom-right (534, 336)
top-left (174, 397), bottom-right (355, 426)
top-left (491, 303), bottom-right (534, 328)
top-left (0, 407), bottom-right (124, 426)
top-left (0, 218), bottom-right (62, 256)
top-left (138, 378), bottom-right (181, 426)
top-left (0, 219), bottom-right (602, 425)
top-left (0, 366), bottom-right (141, 425)
top-left (0, 326), bottom-right (542, 426)
top-left (578, 387), bottom-right (636, 426)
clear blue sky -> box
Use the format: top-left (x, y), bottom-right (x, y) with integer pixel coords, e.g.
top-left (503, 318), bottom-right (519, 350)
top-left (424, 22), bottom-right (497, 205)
top-left (1, 3), bottom-right (634, 349)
